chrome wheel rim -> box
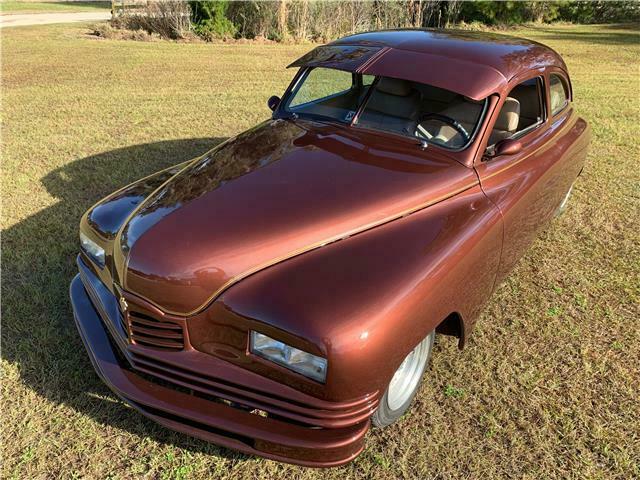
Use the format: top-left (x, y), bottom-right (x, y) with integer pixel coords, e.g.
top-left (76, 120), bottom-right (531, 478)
top-left (387, 335), bottom-right (432, 411)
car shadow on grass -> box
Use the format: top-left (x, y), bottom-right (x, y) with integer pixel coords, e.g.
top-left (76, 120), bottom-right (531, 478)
top-left (2, 136), bottom-right (257, 461)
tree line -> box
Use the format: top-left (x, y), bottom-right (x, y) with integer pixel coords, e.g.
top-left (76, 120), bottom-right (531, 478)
top-left (196, 1), bottom-right (639, 41)
top-left (113, 1), bottom-right (640, 41)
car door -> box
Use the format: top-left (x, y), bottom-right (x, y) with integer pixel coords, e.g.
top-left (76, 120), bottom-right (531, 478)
top-left (474, 70), bottom-right (589, 283)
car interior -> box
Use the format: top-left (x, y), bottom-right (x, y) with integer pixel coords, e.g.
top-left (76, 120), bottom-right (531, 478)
top-left (356, 78), bottom-right (487, 149)
top-left (285, 68), bottom-right (545, 150)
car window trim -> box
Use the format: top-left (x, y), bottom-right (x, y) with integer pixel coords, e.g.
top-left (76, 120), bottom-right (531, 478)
top-left (350, 76), bottom-right (380, 126)
top-left (289, 88), bottom-right (354, 112)
top-left (284, 67), bottom-right (355, 113)
top-left (279, 66), bottom-right (489, 153)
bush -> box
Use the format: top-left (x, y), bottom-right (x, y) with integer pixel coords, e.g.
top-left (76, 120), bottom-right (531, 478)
top-left (92, 23), bottom-right (156, 41)
top-left (227, 1), bottom-right (280, 41)
top-left (558, 1), bottom-right (640, 23)
top-left (113, 0), bottom-right (190, 40)
top-left (189, 1), bottom-right (236, 41)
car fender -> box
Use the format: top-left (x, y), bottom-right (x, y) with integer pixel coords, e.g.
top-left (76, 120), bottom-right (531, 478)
top-left (214, 184), bottom-right (503, 400)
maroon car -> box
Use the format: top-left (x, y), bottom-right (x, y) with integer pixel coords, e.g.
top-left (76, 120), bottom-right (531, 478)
top-left (71, 29), bottom-right (590, 466)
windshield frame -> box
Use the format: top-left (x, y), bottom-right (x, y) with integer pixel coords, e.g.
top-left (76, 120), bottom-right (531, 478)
top-left (276, 66), bottom-right (489, 152)
top-left (279, 67), bottom-right (369, 125)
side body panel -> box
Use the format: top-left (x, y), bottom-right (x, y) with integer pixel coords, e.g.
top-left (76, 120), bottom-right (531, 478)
top-left (189, 186), bottom-right (503, 400)
top-left (475, 71), bottom-right (590, 283)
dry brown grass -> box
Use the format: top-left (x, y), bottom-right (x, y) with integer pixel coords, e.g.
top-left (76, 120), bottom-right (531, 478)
top-left (2, 22), bottom-right (639, 479)
top-left (91, 23), bottom-right (160, 42)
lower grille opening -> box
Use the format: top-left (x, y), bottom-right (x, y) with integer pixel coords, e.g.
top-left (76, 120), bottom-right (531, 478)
top-left (132, 366), bottom-right (319, 429)
top-left (131, 401), bottom-right (256, 449)
top-left (130, 350), bottom-right (335, 413)
top-left (95, 322), bottom-right (292, 441)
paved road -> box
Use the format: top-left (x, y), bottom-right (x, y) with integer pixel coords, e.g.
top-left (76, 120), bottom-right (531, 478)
top-left (0, 11), bottom-right (111, 28)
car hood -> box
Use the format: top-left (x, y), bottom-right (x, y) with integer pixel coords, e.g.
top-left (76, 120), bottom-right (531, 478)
top-left (119, 119), bottom-right (477, 316)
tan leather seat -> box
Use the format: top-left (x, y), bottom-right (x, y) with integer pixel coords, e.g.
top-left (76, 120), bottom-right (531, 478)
top-left (488, 97), bottom-right (520, 145)
top-left (510, 84), bottom-right (539, 129)
top-left (429, 100), bottom-right (484, 147)
top-left (417, 97), bottom-right (520, 148)
top-left (419, 85), bottom-right (460, 113)
top-left (358, 78), bottom-right (420, 133)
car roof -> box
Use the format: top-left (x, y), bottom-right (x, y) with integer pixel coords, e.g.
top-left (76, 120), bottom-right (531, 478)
top-left (291, 29), bottom-right (566, 100)
top-left (330, 29), bottom-right (566, 81)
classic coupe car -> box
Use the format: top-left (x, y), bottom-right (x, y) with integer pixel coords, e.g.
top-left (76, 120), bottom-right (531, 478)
top-left (71, 29), bottom-right (590, 466)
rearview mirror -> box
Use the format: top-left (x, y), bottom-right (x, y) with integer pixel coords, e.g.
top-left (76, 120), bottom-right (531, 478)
top-left (493, 138), bottom-right (523, 157)
top-left (267, 95), bottom-right (281, 112)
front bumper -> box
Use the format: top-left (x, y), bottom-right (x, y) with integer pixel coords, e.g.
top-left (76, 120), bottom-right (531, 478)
top-left (70, 272), bottom-right (370, 467)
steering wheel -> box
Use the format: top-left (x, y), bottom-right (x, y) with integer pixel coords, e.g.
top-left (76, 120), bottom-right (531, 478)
top-left (415, 113), bottom-right (471, 145)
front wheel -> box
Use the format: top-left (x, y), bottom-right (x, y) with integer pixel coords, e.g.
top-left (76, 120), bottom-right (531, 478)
top-left (371, 331), bottom-right (435, 428)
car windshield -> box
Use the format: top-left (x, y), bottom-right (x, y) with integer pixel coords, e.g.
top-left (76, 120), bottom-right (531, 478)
top-left (283, 67), bottom-right (487, 150)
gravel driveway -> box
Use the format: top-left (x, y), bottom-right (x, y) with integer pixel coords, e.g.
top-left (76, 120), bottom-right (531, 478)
top-left (0, 11), bottom-right (110, 28)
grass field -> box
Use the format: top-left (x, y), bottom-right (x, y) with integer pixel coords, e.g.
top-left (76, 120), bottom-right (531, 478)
top-left (0, 1), bottom-right (109, 15)
top-left (2, 22), bottom-right (639, 479)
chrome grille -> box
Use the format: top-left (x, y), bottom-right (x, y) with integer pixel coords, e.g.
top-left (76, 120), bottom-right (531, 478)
top-left (118, 312), bottom-right (128, 336)
top-left (127, 311), bottom-right (185, 350)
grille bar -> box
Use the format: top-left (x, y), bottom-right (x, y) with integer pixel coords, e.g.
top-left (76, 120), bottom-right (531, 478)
top-left (131, 334), bottom-right (184, 349)
top-left (129, 315), bottom-right (182, 331)
top-left (118, 313), bottom-right (128, 335)
top-left (129, 323), bottom-right (183, 339)
top-left (129, 351), bottom-right (377, 428)
top-left (127, 311), bottom-right (185, 351)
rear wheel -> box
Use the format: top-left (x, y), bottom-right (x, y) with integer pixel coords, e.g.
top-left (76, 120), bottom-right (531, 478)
top-left (371, 331), bottom-right (435, 428)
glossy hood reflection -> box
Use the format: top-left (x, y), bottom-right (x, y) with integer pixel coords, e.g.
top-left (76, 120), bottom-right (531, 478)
top-left (121, 119), bottom-right (477, 315)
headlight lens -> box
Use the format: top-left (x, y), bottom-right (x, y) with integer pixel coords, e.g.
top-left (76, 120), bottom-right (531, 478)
top-left (250, 331), bottom-right (327, 383)
top-left (80, 232), bottom-right (105, 267)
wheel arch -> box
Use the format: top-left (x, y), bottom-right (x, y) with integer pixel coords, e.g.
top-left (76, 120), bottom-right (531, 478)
top-left (436, 311), bottom-right (466, 349)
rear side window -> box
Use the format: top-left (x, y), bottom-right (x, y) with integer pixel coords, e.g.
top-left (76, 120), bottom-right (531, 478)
top-left (549, 74), bottom-right (570, 115)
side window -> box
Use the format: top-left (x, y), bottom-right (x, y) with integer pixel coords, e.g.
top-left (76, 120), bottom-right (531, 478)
top-left (549, 74), bottom-right (570, 115)
top-left (489, 77), bottom-right (544, 146)
top-left (362, 74), bottom-right (375, 86)
top-left (288, 68), bottom-right (354, 109)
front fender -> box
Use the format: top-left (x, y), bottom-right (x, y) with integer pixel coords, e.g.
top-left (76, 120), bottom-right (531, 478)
top-left (83, 161), bottom-right (190, 240)
top-left (78, 160), bottom-right (194, 293)
top-left (191, 185), bottom-right (503, 401)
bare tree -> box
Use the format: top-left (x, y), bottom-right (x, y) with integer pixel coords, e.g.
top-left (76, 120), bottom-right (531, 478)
top-left (277, 0), bottom-right (288, 40)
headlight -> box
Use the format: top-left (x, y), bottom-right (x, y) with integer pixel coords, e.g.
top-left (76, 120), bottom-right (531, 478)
top-left (250, 331), bottom-right (327, 383)
top-left (80, 232), bottom-right (105, 267)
